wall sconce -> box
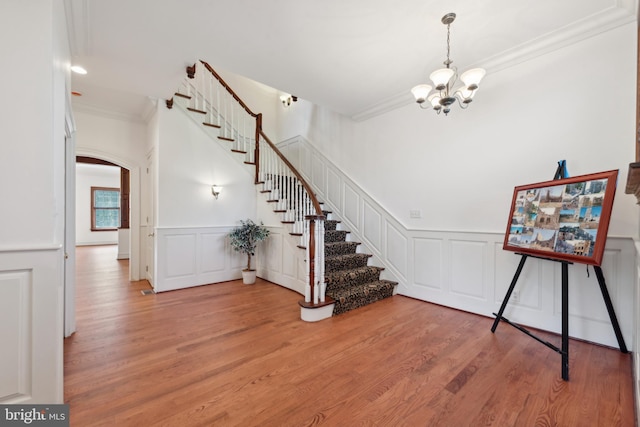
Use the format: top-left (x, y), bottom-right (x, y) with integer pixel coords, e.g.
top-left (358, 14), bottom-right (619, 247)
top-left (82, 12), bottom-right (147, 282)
top-left (211, 185), bottom-right (223, 199)
top-left (280, 94), bottom-right (298, 108)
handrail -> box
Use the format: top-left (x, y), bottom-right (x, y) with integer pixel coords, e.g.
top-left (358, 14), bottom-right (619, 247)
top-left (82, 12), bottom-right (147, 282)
top-left (258, 130), bottom-right (324, 217)
top-left (200, 60), bottom-right (258, 118)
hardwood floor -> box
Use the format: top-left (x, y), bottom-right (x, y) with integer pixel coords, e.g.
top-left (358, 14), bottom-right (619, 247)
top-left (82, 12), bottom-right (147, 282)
top-left (65, 245), bottom-right (636, 426)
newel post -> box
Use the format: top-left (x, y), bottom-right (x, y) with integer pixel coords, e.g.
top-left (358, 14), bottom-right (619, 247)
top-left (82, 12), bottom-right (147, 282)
top-left (307, 218), bottom-right (317, 304)
top-left (305, 215), bottom-right (326, 305)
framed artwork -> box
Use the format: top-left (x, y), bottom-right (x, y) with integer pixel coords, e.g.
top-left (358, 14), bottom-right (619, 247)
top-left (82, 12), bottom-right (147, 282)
top-left (503, 170), bottom-right (618, 266)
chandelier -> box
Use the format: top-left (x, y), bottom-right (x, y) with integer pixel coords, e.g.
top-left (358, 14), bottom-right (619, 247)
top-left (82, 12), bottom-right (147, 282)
top-left (411, 13), bottom-right (486, 115)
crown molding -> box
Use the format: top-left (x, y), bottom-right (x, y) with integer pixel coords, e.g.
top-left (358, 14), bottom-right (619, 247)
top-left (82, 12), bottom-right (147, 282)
top-left (479, 5), bottom-right (636, 74)
top-left (351, 4), bottom-right (637, 122)
top-left (72, 101), bottom-right (147, 124)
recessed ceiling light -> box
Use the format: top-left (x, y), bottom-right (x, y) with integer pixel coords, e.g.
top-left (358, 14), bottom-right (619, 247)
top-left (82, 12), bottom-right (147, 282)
top-left (71, 65), bottom-right (87, 75)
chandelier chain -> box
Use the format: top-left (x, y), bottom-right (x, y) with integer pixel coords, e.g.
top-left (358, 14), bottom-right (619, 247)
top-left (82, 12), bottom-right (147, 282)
top-left (446, 23), bottom-right (451, 67)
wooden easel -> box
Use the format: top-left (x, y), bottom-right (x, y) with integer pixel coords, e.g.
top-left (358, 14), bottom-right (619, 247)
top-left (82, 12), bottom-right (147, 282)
top-left (491, 161), bottom-right (628, 381)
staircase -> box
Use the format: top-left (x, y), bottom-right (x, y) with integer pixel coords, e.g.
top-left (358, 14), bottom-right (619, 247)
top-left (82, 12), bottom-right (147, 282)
top-left (323, 214), bottom-right (397, 315)
top-left (170, 60), bottom-right (397, 318)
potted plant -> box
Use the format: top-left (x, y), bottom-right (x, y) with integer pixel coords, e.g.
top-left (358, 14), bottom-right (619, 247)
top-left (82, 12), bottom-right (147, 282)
top-left (228, 219), bottom-right (270, 284)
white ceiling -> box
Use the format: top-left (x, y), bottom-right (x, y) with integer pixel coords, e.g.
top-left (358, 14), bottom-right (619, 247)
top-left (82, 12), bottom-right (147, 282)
top-left (65, 0), bottom-right (638, 121)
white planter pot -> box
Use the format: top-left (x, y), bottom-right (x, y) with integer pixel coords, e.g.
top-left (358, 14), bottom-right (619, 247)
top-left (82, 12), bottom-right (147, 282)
top-left (242, 269), bottom-right (257, 285)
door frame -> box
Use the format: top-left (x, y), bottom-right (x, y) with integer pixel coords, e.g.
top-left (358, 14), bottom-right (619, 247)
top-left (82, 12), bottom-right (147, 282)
top-left (74, 148), bottom-right (142, 282)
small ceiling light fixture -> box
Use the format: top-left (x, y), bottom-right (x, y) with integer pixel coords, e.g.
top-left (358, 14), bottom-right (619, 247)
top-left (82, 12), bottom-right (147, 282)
top-left (411, 13), bottom-right (486, 115)
top-left (70, 65), bottom-right (87, 75)
top-left (280, 94), bottom-right (298, 108)
top-left (211, 185), bottom-right (223, 199)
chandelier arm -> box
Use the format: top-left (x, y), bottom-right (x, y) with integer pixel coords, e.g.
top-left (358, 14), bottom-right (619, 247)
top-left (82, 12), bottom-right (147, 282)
top-left (456, 96), bottom-right (470, 109)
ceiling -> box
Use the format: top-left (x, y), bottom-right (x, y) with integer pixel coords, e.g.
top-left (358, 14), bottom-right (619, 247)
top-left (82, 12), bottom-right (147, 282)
top-left (65, 0), bottom-right (637, 121)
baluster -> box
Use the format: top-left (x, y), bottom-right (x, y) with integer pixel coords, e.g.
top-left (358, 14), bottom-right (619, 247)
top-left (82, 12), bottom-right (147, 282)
top-left (186, 77), bottom-right (191, 106)
top-left (195, 67), bottom-right (200, 111)
top-left (208, 74), bottom-right (213, 124)
top-left (195, 66), bottom-right (200, 111)
top-left (242, 115), bottom-right (246, 158)
top-left (216, 81), bottom-right (221, 128)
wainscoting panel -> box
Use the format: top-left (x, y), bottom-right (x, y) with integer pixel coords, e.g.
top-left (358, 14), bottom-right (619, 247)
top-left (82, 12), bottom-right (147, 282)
top-left (362, 200), bottom-right (382, 250)
top-left (0, 247), bottom-right (63, 404)
top-left (277, 136), bottom-right (637, 348)
top-left (413, 238), bottom-right (443, 290)
top-left (265, 229), bottom-right (283, 274)
top-left (281, 233), bottom-right (298, 280)
top-left (311, 152), bottom-right (326, 200)
top-left (450, 240), bottom-right (487, 300)
top-left (343, 184), bottom-right (360, 231)
top-left (201, 232), bottom-right (227, 273)
top-left (0, 270), bottom-right (31, 401)
top-left (494, 245), bottom-right (544, 311)
top-left (327, 168), bottom-right (342, 212)
top-left (164, 233), bottom-right (196, 278)
top-left (259, 227), bottom-right (306, 295)
top-left (385, 222), bottom-right (408, 280)
top-left (155, 226), bottom-right (239, 292)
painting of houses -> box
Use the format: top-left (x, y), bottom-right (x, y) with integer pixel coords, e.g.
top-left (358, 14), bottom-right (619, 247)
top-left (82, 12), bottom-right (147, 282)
top-left (504, 170), bottom-right (617, 265)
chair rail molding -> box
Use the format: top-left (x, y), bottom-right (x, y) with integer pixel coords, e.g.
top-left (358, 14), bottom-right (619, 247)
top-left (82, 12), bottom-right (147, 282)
top-left (277, 135), bottom-right (636, 349)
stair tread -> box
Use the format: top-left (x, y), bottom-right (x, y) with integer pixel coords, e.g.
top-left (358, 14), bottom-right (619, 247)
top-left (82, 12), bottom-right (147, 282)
top-left (325, 241), bottom-right (361, 246)
top-left (325, 265), bottom-right (383, 279)
top-left (187, 107), bottom-right (207, 114)
top-left (325, 253), bottom-right (371, 260)
top-left (325, 241), bottom-right (361, 257)
top-left (327, 280), bottom-right (398, 295)
top-left (327, 280), bottom-right (397, 315)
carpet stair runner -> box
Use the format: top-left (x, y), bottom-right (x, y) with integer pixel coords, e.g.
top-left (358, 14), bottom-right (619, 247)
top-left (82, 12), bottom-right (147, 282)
top-left (323, 214), bottom-right (397, 315)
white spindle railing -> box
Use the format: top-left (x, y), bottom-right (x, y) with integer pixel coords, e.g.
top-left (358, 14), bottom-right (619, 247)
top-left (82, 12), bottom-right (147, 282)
top-left (177, 64), bottom-right (257, 164)
top-left (174, 61), bottom-right (326, 305)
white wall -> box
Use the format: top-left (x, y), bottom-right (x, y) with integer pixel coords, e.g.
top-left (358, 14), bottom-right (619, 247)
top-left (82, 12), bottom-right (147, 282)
top-left (157, 105), bottom-right (258, 227)
top-left (0, 0), bottom-right (68, 404)
top-left (152, 104), bottom-right (262, 291)
top-left (75, 163), bottom-right (120, 245)
top-left (273, 22), bottom-right (639, 350)
top-left (279, 22), bottom-right (638, 239)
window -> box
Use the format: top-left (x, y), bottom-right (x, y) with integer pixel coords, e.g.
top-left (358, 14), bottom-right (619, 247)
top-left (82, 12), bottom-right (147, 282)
top-left (91, 187), bottom-right (120, 231)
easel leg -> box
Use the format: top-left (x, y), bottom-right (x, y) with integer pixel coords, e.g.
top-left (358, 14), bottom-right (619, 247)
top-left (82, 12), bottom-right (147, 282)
top-left (491, 255), bottom-right (528, 333)
top-left (561, 262), bottom-right (569, 381)
top-left (593, 266), bottom-right (628, 353)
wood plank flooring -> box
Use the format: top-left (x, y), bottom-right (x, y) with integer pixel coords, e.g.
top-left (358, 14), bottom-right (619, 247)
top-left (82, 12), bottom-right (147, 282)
top-left (65, 245), bottom-right (636, 426)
